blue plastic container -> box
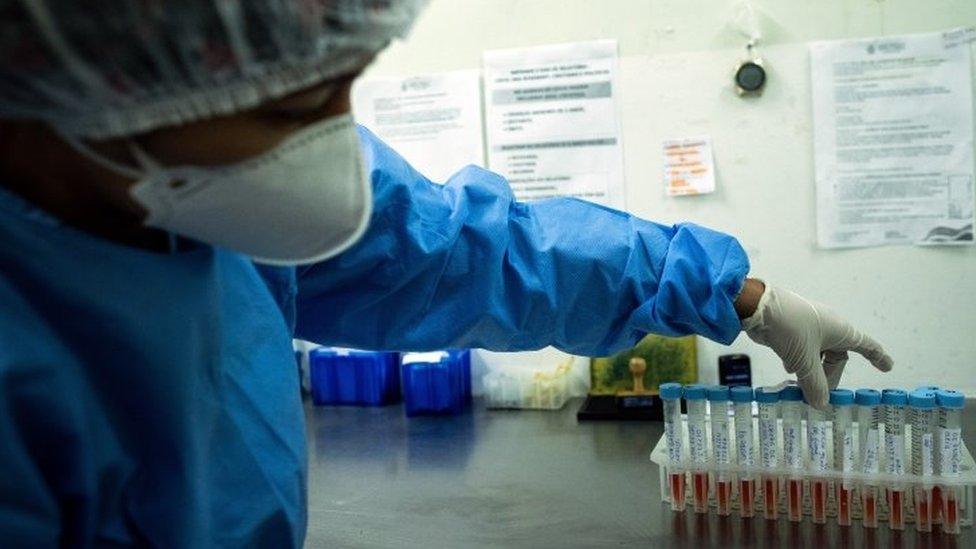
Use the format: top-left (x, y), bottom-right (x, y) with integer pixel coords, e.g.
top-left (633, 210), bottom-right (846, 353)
top-left (448, 349), bottom-right (472, 402)
top-left (309, 348), bottom-right (400, 406)
top-left (401, 351), bottom-right (470, 416)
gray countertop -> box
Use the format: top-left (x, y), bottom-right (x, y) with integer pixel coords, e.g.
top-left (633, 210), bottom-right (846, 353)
top-left (305, 397), bottom-right (973, 548)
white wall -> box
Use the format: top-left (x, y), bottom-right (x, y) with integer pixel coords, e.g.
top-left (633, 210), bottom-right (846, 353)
top-left (363, 0), bottom-right (976, 394)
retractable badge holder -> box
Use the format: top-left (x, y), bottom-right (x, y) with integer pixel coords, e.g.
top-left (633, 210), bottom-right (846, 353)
top-left (734, 42), bottom-right (766, 96)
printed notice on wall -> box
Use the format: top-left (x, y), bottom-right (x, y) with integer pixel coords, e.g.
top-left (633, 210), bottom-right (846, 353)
top-left (811, 30), bottom-right (975, 248)
top-left (663, 136), bottom-right (716, 196)
top-left (352, 70), bottom-right (484, 183)
top-left (483, 40), bottom-right (626, 207)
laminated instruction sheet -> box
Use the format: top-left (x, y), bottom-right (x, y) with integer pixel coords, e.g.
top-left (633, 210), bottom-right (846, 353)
top-left (811, 30), bottom-right (975, 248)
top-left (352, 70), bottom-right (484, 183)
top-left (483, 40), bottom-right (626, 207)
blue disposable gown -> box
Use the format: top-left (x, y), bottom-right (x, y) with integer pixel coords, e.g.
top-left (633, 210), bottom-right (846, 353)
top-left (0, 126), bottom-right (748, 546)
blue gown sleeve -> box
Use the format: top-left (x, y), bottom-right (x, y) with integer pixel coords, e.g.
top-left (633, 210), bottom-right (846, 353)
top-left (293, 127), bottom-right (749, 356)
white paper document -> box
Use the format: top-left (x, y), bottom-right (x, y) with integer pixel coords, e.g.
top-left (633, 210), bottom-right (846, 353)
top-left (811, 31), bottom-right (975, 248)
top-left (352, 70), bottom-right (484, 183)
top-left (663, 136), bottom-right (716, 196)
top-left (483, 40), bottom-right (626, 207)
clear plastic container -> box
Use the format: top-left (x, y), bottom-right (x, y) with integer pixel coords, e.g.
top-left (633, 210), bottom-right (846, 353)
top-left (755, 387), bottom-right (780, 520)
top-left (855, 389), bottom-right (882, 528)
top-left (780, 385), bottom-right (805, 522)
top-left (883, 388), bottom-right (909, 530)
top-left (660, 383), bottom-right (685, 511)
top-left (830, 389), bottom-right (855, 526)
top-left (730, 386), bottom-right (756, 518)
top-left (482, 359), bottom-right (572, 410)
top-left (807, 404), bottom-right (830, 524)
top-left (684, 384), bottom-right (710, 513)
top-left (909, 389), bottom-right (937, 532)
top-left (937, 389), bottom-right (965, 535)
top-left (707, 385), bottom-right (733, 516)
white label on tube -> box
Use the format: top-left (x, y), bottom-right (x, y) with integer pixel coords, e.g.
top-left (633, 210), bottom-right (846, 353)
top-left (688, 422), bottom-right (707, 463)
top-left (941, 427), bottom-right (962, 475)
top-left (759, 418), bottom-right (777, 468)
top-left (921, 433), bottom-right (934, 476)
top-left (810, 421), bottom-right (829, 471)
top-left (842, 430), bottom-right (855, 472)
top-left (736, 423), bottom-right (754, 467)
top-left (892, 437), bottom-right (905, 475)
top-left (784, 424), bottom-right (802, 468)
top-left (862, 430), bottom-right (880, 474)
top-left (713, 420), bottom-right (730, 464)
top-left (665, 420), bottom-right (682, 463)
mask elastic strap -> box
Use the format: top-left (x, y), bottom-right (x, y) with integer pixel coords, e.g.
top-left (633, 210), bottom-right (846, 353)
top-left (57, 130), bottom-right (147, 180)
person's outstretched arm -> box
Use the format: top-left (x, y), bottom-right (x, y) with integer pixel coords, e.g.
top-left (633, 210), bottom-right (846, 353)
top-left (293, 127), bottom-right (749, 356)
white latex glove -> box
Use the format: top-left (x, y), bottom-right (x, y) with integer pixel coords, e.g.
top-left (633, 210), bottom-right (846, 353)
top-left (742, 282), bottom-right (893, 411)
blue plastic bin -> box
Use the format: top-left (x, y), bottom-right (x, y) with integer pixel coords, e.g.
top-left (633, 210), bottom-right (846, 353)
top-left (401, 351), bottom-right (470, 416)
top-left (448, 349), bottom-right (472, 402)
top-left (309, 348), bottom-right (400, 406)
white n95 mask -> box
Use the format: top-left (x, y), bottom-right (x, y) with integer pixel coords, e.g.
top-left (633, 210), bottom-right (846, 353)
top-left (63, 114), bottom-right (372, 266)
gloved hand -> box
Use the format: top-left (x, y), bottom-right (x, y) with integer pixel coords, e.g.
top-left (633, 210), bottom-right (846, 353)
top-left (741, 281), bottom-right (893, 410)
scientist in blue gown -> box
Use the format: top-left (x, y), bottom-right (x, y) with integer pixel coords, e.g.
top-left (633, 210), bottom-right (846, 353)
top-left (0, 1), bottom-right (893, 546)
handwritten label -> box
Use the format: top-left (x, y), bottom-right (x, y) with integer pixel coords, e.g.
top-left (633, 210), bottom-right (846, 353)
top-left (862, 430), bottom-right (879, 474)
top-left (841, 431), bottom-right (855, 472)
top-left (665, 420), bottom-right (683, 464)
top-left (921, 433), bottom-right (934, 476)
top-left (712, 419), bottom-right (731, 465)
top-left (758, 408), bottom-right (777, 468)
top-left (736, 422), bottom-right (754, 467)
top-left (941, 428), bottom-right (961, 475)
top-left (688, 422), bottom-right (707, 463)
top-left (809, 421), bottom-right (829, 471)
top-left (784, 424), bottom-right (802, 468)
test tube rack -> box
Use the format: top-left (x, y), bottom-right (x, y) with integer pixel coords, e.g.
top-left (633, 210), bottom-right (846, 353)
top-left (650, 415), bottom-right (976, 527)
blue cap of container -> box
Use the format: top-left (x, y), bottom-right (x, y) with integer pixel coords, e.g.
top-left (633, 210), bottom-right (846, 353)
top-left (706, 385), bottom-right (730, 401)
top-left (730, 386), bottom-right (754, 403)
top-left (684, 384), bottom-right (707, 400)
top-left (780, 385), bottom-right (804, 402)
top-left (755, 387), bottom-right (780, 403)
top-left (855, 389), bottom-right (881, 406)
top-left (659, 383), bottom-right (683, 400)
top-left (829, 388), bottom-right (855, 406)
top-left (936, 389), bottom-right (965, 410)
top-left (881, 389), bottom-right (908, 406)
top-left (916, 385), bottom-right (940, 392)
top-left (908, 390), bottom-right (937, 409)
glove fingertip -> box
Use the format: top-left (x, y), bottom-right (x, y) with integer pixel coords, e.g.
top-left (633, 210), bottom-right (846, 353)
top-left (873, 354), bottom-right (894, 372)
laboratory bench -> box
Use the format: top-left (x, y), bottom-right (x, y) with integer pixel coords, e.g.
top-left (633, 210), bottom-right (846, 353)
top-left (304, 397), bottom-right (975, 548)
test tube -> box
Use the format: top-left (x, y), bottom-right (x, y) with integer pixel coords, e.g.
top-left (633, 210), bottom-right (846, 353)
top-left (780, 386), bottom-right (805, 522)
top-left (830, 389), bottom-right (855, 526)
top-left (936, 389), bottom-right (964, 535)
top-left (660, 383), bottom-right (686, 511)
top-left (731, 386), bottom-right (756, 518)
top-left (755, 388), bottom-right (780, 519)
top-left (916, 385), bottom-right (943, 525)
top-left (855, 389), bottom-right (882, 528)
top-left (881, 389), bottom-right (908, 530)
top-left (707, 385), bottom-right (733, 516)
top-left (684, 384), bottom-right (710, 513)
top-left (807, 398), bottom-right (831, 524)
top-left (909, 390), bottom-right (937, 532)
